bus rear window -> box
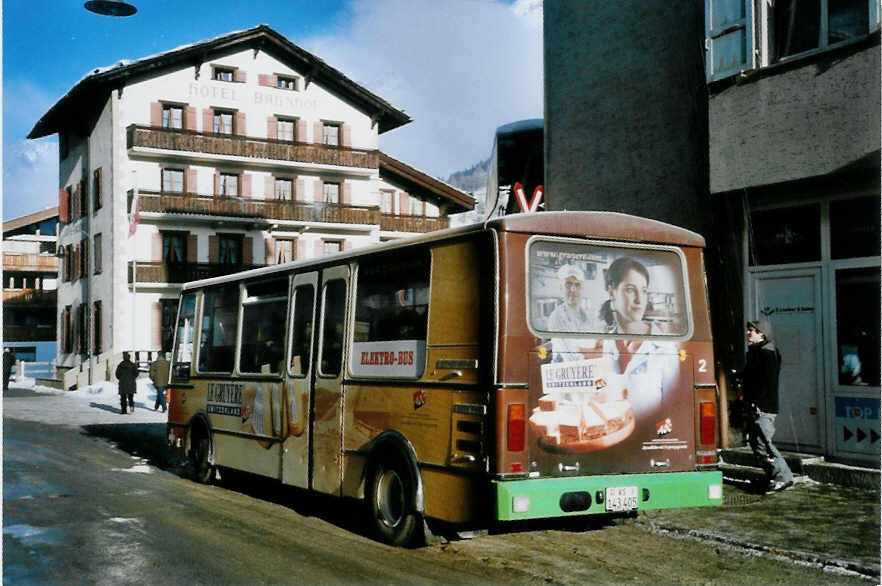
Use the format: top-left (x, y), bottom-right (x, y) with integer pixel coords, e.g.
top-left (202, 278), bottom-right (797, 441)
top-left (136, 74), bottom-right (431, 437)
top-left (199, 284), bottom-right (240, 373)
top-left (528, 239), bottom-right (691, 338)
top-left (171, 292), bottom-right (196, 382)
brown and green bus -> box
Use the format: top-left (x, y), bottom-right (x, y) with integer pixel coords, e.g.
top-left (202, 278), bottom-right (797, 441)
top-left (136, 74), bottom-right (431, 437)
top-left (167, 211), bottom-right (723, 546)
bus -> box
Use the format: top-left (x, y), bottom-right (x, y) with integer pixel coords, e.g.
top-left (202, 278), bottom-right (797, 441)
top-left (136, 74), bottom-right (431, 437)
top-left (485, 118), bottom-right (544, 219)
top-left (166, 212), bottom-right (723, 546)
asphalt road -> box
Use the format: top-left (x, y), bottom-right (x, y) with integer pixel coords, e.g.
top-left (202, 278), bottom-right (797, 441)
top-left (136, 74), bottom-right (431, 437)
top-left (4, 387), bottom-right (879, 585)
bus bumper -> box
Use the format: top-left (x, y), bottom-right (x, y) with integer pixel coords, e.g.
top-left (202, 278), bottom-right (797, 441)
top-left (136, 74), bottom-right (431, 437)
top-left (494, 470), bottom-right (723, 521)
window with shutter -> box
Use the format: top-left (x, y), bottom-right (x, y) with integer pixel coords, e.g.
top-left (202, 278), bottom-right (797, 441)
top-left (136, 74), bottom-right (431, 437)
top-left (93, 168), bottom-right (102, 211)
top-left (705, 0), bottom-right (753, 81)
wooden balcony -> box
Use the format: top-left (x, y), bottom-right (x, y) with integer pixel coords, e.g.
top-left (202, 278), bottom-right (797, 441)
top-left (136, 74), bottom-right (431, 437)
top-left (3, 253), bottom-right (58, 272)
top-left (127, 124), bottom-right (380, 169)
top-left (2, 288), bottom-right (57, 306)
top-left (380, 214), bottom-right (449, 233)
top-left (131, 190), bottom-right (381, 226)
top-left (129, 261), bottom-right (265, 285)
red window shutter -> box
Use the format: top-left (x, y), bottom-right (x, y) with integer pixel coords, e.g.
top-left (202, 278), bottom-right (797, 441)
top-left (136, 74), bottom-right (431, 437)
top-left (235, 112), bottom-right (246, 135)
top-left (296, 178), bottom-right (305, 201)
top-left (258, 73), bottom-right (272, 87)
top-left (242, 173), bottom-right (252, 198)
top-left (151, 302), bottom-right (162, 348)
top-left (185, 106), bottom-right (197, 131)
top-left (297, 119), bottom-right (307, 143)
top-left (152, 232), bottom-right (163, 261)
top-left (399, 192), bottom-right (409, 215)
top-left (265, 175), bottom-right (275, 199)
top-left (214, 172), bottom-right (220, 196)
top-left (151, 102), bottom-right (162, 127)
top-left (187, 234), bottom-right (198, 263)
top-left (243, 237), bottom-right (253, 265)
top-left (265, 237), bottom-right (275, 265)
top-left (73, 245), bottom-right (80, 280)
top-left (313, 240), bottom-right (323, 258)
top-left (297, 239), bottom-right (306, 260)
top-left (314, 179), bottom-right (323, 203)
top-left (208, 235), bottom-right (219, 263)
top-left (341, 124), bottom-right (351, 148)
top-left (59, 188), bottom-right (69, 223)
top-left (267, 116), bottom-right (277, 139)
top-left (186, 168), bottom-right (198, 193)
top-left (233, 68), bottom-right (247, 83)
top-left (203, 108), bottom-right (213, 133)
top-left (342, 182), bottom-right (352, 205)
top-left (313, 121), bottom-right (323, 144)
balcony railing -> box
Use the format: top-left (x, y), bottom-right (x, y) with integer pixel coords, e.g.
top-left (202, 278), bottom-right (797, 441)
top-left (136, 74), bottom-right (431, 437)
top-left (127, 125), bottom-right (380, 169)
top-left (380, 214), bottom-right (449, 233)
top-left (130, 190), bottom-right (382, 226)
top-left (3, 253), bottom-right (58, 271)
top-left (2, 289), bottom-right (57, 305)
top-left (129, 261), bottom-right (265, 285)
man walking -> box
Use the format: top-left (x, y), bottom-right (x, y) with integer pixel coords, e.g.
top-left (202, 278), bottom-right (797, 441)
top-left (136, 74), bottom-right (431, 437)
top-left (115, 352), bottom-right (139, 414)
top-left (149, 352), bottom-right (170, 412)
top-left (742, 320), bottom-right (793, 493)
top-left (3, 348), bottom-right (15, 391)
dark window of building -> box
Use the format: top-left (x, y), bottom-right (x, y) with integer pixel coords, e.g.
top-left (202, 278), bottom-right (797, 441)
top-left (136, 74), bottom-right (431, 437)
top-left (213, 110), bottom-right (234, 134)
top-left (836, 267), bottom-right (880, 386)
top-left (93, 233), bottom-right (102, 274)
top-left (276, 75), bottom-right (298, 90)
top-left (830, 196), bottom-right (880, 259)
top-left (93, 301), bottom-right (103, 354)
top-left (219, 234), bottom-right (243, 265)
top-left (323, 181), bottom-right (340, 204)
top-left (162, 168), bottom-right (184, 193)
top-left (39, 241), bottom-right (55, 255)
top-left (274, 178), bottom-right (293, 200)
top-left (198, 284), bottom-right (239, 373)
top-left (162, 232), bottom-right (186, 263)
top-left (162, 104), bottom-right (184, 129)
top-left (239, 279), bottom-right (288, 374)
top-left (322, 123), bottom-right (340, 146)
top-left (78, 181), bottom-right (87, 219)
top-left (218, 172), bottom-right (238, 197)
top-left (76, 303), bottom-right (87, 355)
top-left (213, 67), bottom-right (234, 82)
top-left (93, 168), bottom-right (103, 211)
top-left (749, 204), bottom-right (821, 266)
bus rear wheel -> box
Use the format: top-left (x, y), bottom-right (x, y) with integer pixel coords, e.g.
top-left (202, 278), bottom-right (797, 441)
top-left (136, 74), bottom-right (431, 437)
top-left (189, 428), bottom-right (213, 484)
top-left (367, 452), bottom-right (419, 547)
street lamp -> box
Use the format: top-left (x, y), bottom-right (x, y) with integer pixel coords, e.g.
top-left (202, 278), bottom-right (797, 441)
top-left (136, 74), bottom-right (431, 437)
top-left (84, 0), bottom-right (137, 16)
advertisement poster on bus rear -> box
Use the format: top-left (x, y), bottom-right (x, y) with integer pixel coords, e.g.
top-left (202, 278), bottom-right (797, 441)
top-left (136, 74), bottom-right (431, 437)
top-left (526, 239), bottom-right (695, 474)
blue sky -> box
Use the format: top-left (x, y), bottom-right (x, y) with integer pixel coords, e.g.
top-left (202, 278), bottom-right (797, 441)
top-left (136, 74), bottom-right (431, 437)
top-left (3, 0), bottom-right (542, 220)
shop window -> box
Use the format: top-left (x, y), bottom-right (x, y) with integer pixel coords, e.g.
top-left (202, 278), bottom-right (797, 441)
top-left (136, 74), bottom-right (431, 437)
top-left (749, 204), bottom-right (820, 266)
top-left (162, 168), bottom-right (184, 193)
top-left (835, 267), bottom-right (880, 386)
top-left (239, 279), bottom-right (288, 374)
top-left (830, 196), bottom-right (880, 259)
top-left (198, 284), bottom-right (239, 373)
top-left (290, 284), bottom-right (315, 376)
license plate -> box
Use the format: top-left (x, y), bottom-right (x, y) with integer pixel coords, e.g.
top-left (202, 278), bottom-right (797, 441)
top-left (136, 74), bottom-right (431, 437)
top-left (605, 486), bottom-right (638, 512)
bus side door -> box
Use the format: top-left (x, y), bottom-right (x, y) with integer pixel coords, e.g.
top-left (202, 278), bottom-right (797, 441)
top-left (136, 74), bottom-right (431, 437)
top-left (311, 265), bottom-right (350, 495)
top-left (281, 272), bottom-right (318, 489)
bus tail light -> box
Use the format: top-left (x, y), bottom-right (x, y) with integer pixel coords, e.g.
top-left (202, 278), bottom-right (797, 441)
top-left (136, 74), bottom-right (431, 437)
top-left (507, 403), bottom-right (526, 452)
top-left (699, 401), bottom-right (716, 445)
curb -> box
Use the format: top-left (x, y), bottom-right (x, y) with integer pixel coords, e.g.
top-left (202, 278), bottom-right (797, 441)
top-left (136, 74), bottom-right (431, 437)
top-left (720, 448), bottom-right (880, 490)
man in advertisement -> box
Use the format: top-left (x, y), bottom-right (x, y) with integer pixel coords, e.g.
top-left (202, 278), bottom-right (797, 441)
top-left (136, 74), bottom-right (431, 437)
top-left (742, 320), bottom-right (794, 493)
top-left (548, 264), bottom-right (592, 358)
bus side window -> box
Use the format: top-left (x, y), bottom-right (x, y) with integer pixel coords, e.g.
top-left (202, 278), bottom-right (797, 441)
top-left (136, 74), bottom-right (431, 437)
top-left (290, 284), bottom-right (315, 376)
top-left (319, 280), bottom-right (346, 377)
top-left (198, 284), bottom-right (239, 373)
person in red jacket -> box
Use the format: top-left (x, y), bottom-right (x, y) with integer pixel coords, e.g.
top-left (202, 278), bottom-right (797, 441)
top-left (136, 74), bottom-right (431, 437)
top-left (742, 320), bottom-right (793, 493)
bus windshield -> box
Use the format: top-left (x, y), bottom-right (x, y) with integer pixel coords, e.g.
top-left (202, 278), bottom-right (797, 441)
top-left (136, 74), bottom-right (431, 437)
top-left (528, 238), bottom-right (691, 338)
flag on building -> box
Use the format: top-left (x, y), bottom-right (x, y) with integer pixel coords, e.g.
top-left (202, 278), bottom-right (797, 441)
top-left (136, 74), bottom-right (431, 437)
top-left (128, 188), bottom-right (140, 237)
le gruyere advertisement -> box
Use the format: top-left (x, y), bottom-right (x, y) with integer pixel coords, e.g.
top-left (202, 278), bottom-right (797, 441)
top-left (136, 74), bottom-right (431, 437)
top-left (527, 239), bottom-right (694, 473)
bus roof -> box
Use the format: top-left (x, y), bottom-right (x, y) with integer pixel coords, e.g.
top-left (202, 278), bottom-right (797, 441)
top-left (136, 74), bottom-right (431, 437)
top-left (496, 118), bottom-right (543, 136)
top-left (180, 211), bottom-right (705, 291)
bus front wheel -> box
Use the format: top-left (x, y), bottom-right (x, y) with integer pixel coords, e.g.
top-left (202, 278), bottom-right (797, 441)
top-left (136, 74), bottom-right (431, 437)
top-left (189, 427), bottom-right (213, 484)
top-left (367, 452), bottom-right (419, 546)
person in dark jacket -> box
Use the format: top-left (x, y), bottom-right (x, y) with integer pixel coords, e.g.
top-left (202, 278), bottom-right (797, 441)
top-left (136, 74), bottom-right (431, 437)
top-left (116, 352), bottom-right (139, 414)
top-left (3, 348), bottom-right (15, 390)
top-left (742, 320), bottom-right (793, 493)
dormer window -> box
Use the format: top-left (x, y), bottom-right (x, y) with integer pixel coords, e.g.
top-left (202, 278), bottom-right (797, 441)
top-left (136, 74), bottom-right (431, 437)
top-left (276, 75), bottom-right (298, 90)
top-left (213, 66), bottom-right (235, 82)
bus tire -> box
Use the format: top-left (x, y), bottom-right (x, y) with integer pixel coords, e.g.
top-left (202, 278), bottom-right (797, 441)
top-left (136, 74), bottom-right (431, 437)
top-left (366, 451), bottom-right (420, 547)
top-left (189, 425), bottom-right (213, 484)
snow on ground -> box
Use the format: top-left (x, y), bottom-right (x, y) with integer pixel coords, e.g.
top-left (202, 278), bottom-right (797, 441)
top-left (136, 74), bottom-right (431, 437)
top-left (4, 376), bottom-right (169, 427)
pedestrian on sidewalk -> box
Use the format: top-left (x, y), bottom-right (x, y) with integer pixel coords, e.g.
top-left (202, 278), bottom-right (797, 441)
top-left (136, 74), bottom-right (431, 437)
top-left (115, 352), bottom-right (139, 415)
top-left (741, 319), bottom-right (793, 493)
top-left (149, 352), bottom-right (170, 412)
top-left (3, 348), bottom-right (14, 390)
